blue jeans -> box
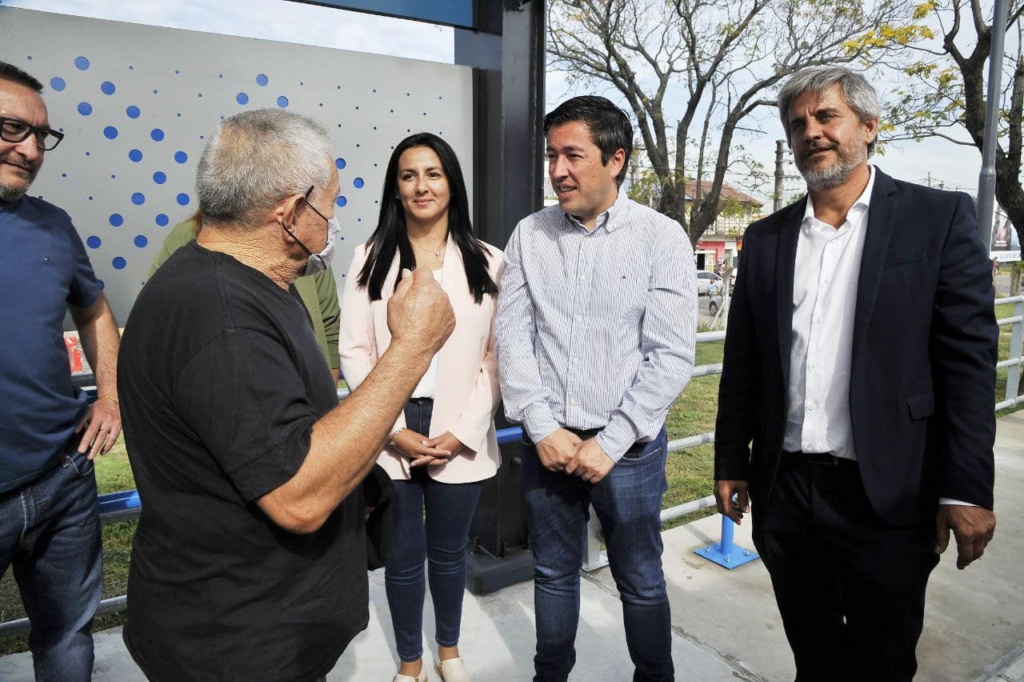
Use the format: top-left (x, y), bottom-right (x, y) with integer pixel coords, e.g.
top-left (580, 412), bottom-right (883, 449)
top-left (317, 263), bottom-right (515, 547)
top-left (385, 399), bottom-right (483, 662)
top-left (522, 428), bottom-right (673, 682)
top-left (0, 446), bottom-right (103, 682)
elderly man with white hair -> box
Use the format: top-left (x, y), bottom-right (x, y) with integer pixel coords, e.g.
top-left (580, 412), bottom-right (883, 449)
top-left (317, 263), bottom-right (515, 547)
top-left (117, 109), bottom-right (454, 682)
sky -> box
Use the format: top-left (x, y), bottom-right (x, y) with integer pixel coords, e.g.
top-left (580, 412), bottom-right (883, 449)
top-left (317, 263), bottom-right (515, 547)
top-left (0, 0), bottom-right (991, 204)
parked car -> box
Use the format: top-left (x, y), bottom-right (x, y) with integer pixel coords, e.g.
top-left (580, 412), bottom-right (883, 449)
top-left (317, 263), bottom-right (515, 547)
top-left (696, 270), bottom-right (722, 295)
top-left (708, 294), bottom-right (723, 316)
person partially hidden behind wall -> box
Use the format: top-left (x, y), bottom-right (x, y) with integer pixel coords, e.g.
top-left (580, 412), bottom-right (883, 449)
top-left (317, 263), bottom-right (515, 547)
top-left (0, 60), bottom-right (122, 682)
top-left (117, 108), bottom-right (455, 681)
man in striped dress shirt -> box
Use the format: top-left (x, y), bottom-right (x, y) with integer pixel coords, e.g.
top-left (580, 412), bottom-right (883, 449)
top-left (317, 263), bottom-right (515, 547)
top-left (495, 95), bottom-right (698, 682)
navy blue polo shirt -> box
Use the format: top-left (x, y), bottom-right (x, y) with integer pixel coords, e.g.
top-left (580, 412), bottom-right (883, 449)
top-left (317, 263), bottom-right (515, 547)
top-left (0, 194), bottom-right (102, 493)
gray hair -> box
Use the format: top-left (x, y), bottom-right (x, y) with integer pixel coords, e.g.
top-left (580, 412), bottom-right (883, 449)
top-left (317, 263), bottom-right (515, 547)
top-left (777, 66), bottom-right (880, 156)
top-left (196, 109), bottom-right (333, 225)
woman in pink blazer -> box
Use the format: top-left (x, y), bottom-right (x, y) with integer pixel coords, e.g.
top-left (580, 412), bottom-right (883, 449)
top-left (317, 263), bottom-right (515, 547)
top-left (339, 133), bottom-right (502, 682)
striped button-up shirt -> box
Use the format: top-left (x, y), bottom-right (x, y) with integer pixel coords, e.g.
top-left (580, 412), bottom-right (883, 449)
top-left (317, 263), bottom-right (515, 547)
top-left (494, 190), bottom-right (697, 462)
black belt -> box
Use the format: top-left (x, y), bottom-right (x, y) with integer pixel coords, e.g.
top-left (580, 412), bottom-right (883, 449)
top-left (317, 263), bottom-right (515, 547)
top-left (783, 450), bottom-right (857, 467)
top-left (407, 397), bottom-right (434, 405)
top-left (564, 427), bottom-right (648, 459)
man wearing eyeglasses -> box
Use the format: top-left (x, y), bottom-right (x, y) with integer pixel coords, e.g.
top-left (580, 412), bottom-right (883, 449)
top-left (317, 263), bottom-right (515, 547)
top-left (116, 109), bottom-right (455, 680)
top-left (0, 61), bottom-right (122, 681)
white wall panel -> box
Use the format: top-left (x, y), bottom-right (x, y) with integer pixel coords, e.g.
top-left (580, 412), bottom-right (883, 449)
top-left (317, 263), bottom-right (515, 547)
top-left (0, 7), bottom-right (474, 322)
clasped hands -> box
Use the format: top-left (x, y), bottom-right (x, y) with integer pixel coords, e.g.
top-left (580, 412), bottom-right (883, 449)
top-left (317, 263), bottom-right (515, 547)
top-left (536, 428), bottom-right (615, 484)
top-left (390, 429), bottom-right (464, 467)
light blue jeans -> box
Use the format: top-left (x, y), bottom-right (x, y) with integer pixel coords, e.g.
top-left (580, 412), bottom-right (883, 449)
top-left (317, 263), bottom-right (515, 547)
top-left (0, 446), bottom-right (103, 682)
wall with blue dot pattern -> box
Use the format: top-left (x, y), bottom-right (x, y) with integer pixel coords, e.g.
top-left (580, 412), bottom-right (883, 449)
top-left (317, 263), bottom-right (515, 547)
top-left (2, 7), bottom-right (474, 324)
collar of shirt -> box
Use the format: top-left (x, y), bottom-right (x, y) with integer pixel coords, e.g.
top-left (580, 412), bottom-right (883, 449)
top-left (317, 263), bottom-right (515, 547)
top-left (563, 189), bottom-right (630, 233)
top-left (801, 165), bottom-right (876, 234)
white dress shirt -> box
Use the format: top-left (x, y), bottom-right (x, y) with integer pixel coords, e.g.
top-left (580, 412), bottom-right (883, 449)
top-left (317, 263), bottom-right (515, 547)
top-left (782, 167), bottom-right (968, 506)
top-left (783, 168), bottom-right (874, 460)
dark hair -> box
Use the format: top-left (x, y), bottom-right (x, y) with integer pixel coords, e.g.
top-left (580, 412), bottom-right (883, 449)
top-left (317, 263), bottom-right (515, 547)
top-left (0, 61), bottom-right (43, 93)
top-left (358, 133), bottom-right (497, 303)
top-left (544, 96), bottom-right (632, 186)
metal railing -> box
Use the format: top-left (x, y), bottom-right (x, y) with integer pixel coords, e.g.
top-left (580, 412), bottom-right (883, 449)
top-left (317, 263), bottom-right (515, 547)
top-left (4, 301), bottom-right (1023, 638)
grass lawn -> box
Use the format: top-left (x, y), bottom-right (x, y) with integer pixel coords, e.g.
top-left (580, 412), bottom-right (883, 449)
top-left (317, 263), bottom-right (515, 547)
top-left (2, 310), bottom-right (1021, 654)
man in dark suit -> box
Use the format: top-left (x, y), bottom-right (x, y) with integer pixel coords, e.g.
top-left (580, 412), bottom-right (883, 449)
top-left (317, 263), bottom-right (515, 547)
top-left (714, 66), bottom-right (998, 681)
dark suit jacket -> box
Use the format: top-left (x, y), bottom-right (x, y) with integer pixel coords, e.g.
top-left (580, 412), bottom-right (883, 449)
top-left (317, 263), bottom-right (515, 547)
top-left (714, 169), bottom-right (998, 527)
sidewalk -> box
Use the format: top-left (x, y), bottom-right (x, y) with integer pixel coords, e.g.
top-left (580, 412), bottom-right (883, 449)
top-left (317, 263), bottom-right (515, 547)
top-left (2, 411), bottom-right (1022, 681)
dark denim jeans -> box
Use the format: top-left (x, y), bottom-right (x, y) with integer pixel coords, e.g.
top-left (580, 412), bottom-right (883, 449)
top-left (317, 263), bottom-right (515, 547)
top-left (0, 446), bottom-right (103, 682)
top-left (385, 399), bottom-right (483, 662)
top-left (522, 427), bottom-right (673, 682)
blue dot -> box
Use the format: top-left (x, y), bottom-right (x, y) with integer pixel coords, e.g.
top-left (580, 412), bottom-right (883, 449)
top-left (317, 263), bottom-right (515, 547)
top-left (50, 77), bottom-right (66, 91)
top-left (335, 158), bottom-right (346, 169)
top-left (134, 235), bottom-right (148, 248)
top-left (75, 56), bottom-right (90, 70)
top-left (236, 92), bottom-right (249, 105)
top-left (126, 105), bottom-right (140, 118)
top-left (336, 196), bottom-right (347, 207)
top-left (155, 214), bottom-right (169, 227)
top-left (112, 257), bottom-right (126, 270)
top-left (103, 126), bottom-right (118, 139)
top-left (176, 193), bottom-right (190, 206)
top-left (174, 151), bottom-right (188, 164)
top-left (256, 74), bottom-right (269, 86)
top-left (77, 102), bottom-right (93, 116)
top-left (86, 236), bottom-right (101, 248)
top-left (277, 96), bottom-right (289, 108)
top-left (101, 81), bottom-right (115, 95)
top-left (129, 149), bottom-right (143, 162)
top-left (153, 171), bottom-right (167, 184)
top-left (353, 177), bottom-right (364, 189)
top-left (151, 128), bottom-right (165, 142)
top-left (109, 213), bottom-right (124, 227)
top-left (131, 192), bottom-right (145, 205)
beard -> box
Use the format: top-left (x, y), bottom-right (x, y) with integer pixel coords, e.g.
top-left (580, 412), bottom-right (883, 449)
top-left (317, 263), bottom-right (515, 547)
top-left (797, 142), bottom-right (866, 192)
top-left (0, 151), bottom-right (39, 202)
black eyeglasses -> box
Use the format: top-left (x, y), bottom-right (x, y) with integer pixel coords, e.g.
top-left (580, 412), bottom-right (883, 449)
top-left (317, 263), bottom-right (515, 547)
top-left (301, 186), bottom-right (330, 224)
top-left (280, 186), bottom-right (330, 259)
top-left (0, 116), bottom-right (64, 151)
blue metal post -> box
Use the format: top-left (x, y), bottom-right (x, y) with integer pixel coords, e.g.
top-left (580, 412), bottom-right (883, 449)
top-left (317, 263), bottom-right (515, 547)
top-left (694, 514), bottom-right (759, 569)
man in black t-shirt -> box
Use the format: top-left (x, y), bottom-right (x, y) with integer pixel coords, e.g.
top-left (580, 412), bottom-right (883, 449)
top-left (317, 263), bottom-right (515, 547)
top-left (117, 109), bottom-right (454, 681)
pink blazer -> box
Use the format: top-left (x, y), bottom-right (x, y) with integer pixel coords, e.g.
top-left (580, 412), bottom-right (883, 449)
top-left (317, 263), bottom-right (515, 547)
top-left (339, 237), bottom-right (503, 483)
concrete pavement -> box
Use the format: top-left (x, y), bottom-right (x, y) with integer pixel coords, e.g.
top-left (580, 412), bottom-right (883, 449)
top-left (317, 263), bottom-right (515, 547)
top-left (2, 410), bottom-right (1023, 680)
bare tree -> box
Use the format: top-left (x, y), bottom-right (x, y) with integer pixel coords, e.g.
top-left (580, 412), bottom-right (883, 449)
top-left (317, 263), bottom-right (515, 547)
top-left (547, 0), bottom-right (924, 246)
top-left (887, 0), bottom-right (1024, 273)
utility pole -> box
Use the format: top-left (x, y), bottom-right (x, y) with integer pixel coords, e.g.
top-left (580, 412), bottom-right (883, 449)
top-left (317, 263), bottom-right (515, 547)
top-left (773, 140), bottom-right (786, 212)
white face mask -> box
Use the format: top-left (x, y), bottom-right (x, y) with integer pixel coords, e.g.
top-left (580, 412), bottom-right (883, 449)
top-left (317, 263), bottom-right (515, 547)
top-left (303, 215), bottom-right (340, 276)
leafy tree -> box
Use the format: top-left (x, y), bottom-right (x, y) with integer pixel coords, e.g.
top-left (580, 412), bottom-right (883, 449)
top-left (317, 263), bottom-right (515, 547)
top-left (887, 0), bottom-right (1024, 295)
top-left (547, 0), bottom-right (928, 246)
